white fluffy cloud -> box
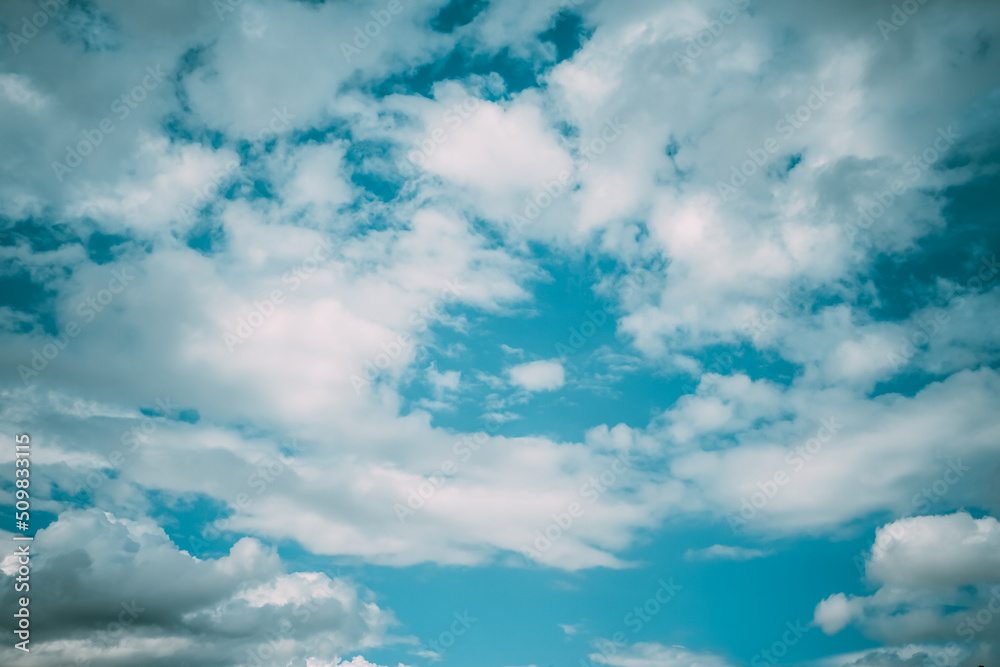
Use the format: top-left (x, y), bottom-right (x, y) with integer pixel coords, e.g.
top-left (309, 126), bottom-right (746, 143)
top-left (666, 369), bottom-right (1000, 534)
top-left (814, 512), bottom-right (1000, 645)
top-left (507, 359), bottom-right (567, 392)
top-left (815, 593), bottom-right (859, 636)
top-left (419, 95), bottom-right (573, 203)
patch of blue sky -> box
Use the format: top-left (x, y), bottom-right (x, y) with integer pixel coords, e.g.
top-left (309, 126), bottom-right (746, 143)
top-left (268, 522), bottom-right (885, 667)
top-left (430, 0), bottom-right (489, 33)
top-left (149, 489), bottom-right (247, 559)
top-left (399, 255), bottom-right (804, 443)
top-left (85, 231), bottom-right (132, 264)
top-left (344, 137), bottom-right (409, 201)
top-left (184, 220), bottom-right (228, 256)
top-left (371, 46), bottom-right (540, 99)
top-left (138, 403), bottom-right (201, 424)
top-left (0, 270), bottom-right (59, 336)
top-left (540, 10), bottom-right (592, 64)
top-left (872, 363), bottom-right (999, 399)
top-left (396, 259), bottom-right (681, 439)
top-left (0, 498), bottom-right (58, 534)
top-left (767, 152), bottom-right (803, 181)
top-left (161, 111), bottom-right (229, 149)
top-left (858, 148), bottom-right (1000, 306)
top-left (1, 218), bottom-right (79, 253)
top-left (288, 119), bottom-right (352, 147)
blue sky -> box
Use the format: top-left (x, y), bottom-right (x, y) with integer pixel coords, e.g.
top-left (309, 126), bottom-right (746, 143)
top-left (1, 0), bottom-right (1000, 666)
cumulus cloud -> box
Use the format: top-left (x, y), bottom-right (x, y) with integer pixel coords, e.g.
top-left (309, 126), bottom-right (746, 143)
top-left (815, 593), bottom-right (860, 636)
top-left (507, 359), bottom-right (567, 392)
top-left (0, 510), bottom-right (402, 666)
top-left (813, 512), bottom-right (1000, 646)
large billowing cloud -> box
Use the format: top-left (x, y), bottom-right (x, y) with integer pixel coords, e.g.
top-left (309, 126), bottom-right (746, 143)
top-left (815, 513), bottom-right (1000, 643)
top-left (0, 510), bottom-right (403, 666)
top-left (808, 512), bottom-right (1000, 667)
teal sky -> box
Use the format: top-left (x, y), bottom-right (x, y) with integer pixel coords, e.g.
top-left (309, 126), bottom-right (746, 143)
top-left (1, 1), bottom-right (1000, 667)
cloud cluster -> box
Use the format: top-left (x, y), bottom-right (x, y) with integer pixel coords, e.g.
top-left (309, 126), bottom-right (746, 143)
top-left (2, 0), bottom-right (1000, 663)
top-left (0, 509), bottom-right (401, 666)
top-left (815, 513), bottom-right (1000, 644)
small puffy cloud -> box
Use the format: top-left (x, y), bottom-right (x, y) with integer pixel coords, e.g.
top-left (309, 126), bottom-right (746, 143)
top-left (560, 623), bottom-right (583, 637)
top-left (0, 72), bottom-right (50, 111)
top-left (684, 545), bottom-right (772, 561)
top-left (427, 365), bottom-right (461, 395)
top-left (814, 592), bottom-right (861, 635)
top-left (507, 359), bottom-right (566, 392)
